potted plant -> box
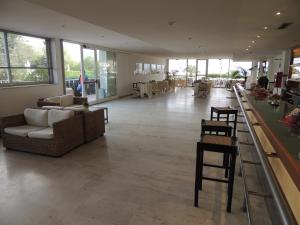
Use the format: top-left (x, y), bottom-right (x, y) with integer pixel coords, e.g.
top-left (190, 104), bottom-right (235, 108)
top-left (231, 67), bottom-right (248, 85)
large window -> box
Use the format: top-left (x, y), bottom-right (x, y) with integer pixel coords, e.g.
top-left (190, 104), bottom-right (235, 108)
top-left (187, 59), bottom-right (196, 86)
top-left (168, 59), bottom-right (187, 76)
top-left (0, 30), bottom-right (52, 86)
top-left (207, 59), bottom-right (230, 79)
top-left (229, 60), bottom-right (252, 79)
top-left (167, 58), bottom-right (252, 88)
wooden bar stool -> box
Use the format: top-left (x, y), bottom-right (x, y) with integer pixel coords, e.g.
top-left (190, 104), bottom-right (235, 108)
top-left (201, 119), bottom-right (232, 177)
top-left (210, 106), bottom-right (238, 136)
top-left (194, 134), bottom-right (238, 212)
top-left (201, 119), bottom-right (232, 136)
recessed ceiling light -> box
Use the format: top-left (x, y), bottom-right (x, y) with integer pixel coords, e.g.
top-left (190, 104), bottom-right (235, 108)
top-left (256, 35), bottom-right (261, 38)
top-left (252, 40), bottom-right (255, 44)
top-left (275, 11), bottom-right (281, 16)
top-left (168, 21), bottom-right (176, 26)
top-left (264, 26), bottom-right (268, 30)
top-left (246, 48), bottom-right (249, 51)
top-left (248, 45), bottom-right (251, 48)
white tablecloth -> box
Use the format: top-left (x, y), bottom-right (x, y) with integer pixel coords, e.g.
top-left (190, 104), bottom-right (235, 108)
top-left (138, 83), bottom-right (153, 98)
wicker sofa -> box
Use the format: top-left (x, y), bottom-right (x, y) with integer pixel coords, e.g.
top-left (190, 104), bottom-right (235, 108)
top-left (1, 108), bottom-right (84, 157)
top-left (37, 94), bottom-right (87, 109)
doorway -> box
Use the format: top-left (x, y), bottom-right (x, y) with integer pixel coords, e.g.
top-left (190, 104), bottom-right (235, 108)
top-left (62, 41), bottom-right (117, 104)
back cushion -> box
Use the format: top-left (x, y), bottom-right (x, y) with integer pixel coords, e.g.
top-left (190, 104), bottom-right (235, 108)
top-left (60, 95), bottom-right (74, 107)
top-left (45, 96), bottom-right (61, 104)
top-left (48, 109), bottom-right (74, 127)
top-left (24, 108), bottom-right (48, 127)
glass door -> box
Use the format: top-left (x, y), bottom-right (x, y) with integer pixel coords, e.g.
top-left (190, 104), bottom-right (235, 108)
top-left (97, 50), bottom-right (117, 99)
top-left (196, 59), bottom-right (207, 80)
top-left (82, 48), bottom-right (98, 103)
top-left (62, 41), bottom-right (118, 102)
top-left (187, 59), bottom-right (196, 86)
top-left (62, 41), bottom-right (82, 96)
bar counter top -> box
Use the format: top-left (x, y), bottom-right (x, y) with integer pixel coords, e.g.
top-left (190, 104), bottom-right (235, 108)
top-left (235, 84), bottom-right (300, 225)
top-left (246, 94), bottom-right (299, 163)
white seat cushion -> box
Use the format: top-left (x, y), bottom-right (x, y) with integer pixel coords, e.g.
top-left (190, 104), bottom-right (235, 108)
top-left (48, 109), bottom-right (74, 127)
top-left (4, 125), bottom-right (44, 137)
top-left (45, 96), bottom-right (61, 104)
top-left (64, 105), bottom-right (85, 111)
top-left (24, 108), bottom-right (48, 127)
top-left (28, 127), bottom-right (54, 139)
top-left (60, 95), bottom-right (74, 107)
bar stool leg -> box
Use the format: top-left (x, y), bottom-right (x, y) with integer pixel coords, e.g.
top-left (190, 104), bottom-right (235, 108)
top-left (233, 112), bottom-right (237, 136)
top-left (194, 149), bottom-right (200, 207)
top-left (227, 153), bottom-right (236, 212)
top-left (199, 149), bottom-right (204, 191)
top-left (224, 153), bottom-right (229, 178)
top-left (194, 147), bottom-right (204, 207)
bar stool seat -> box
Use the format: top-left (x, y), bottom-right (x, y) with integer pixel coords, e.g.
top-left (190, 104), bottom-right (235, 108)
top-left (203, 120), bottom-right (228, 126)
top-left (201, 119), bottom-right (232, 136)
top-left (211, 106), bottom-right (237, 114)
top-left (194, 134), bottom-right (238, 212)
top-left (202, 135), bottom-right (233, 146)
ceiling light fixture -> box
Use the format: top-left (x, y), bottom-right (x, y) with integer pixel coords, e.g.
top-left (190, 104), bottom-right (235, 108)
top-left (275, 11), bottom-right (281, 16)
top-left (168, 21), bottom-right (176, 26)
top-left (257, 35), bottom-right (261, 38)
top-left (264, 26), bottom-right (268, 30)
top-left (246, 48), bottom-right (249, 51)
top-left (252, 40), bottom-right (255, 44)
top-left (248, 45), bottom-right (251, 48)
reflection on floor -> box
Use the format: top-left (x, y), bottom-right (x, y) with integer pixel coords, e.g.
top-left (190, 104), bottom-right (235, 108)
top-left (0, 88), bottom-right (250, 225)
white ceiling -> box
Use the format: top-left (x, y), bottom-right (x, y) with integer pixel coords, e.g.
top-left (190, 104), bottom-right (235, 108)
top-left (1, 0), bottom-right (300, 59)
top-left (0, 0), bottom-right (170, 55)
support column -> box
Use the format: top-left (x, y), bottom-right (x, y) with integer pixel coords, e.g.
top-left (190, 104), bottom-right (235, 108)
top-left (246, 61), bottom-right (258, 89)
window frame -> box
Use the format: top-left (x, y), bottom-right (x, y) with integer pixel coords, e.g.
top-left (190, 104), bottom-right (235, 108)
top-left (0, 29), bottom-right (53, 87)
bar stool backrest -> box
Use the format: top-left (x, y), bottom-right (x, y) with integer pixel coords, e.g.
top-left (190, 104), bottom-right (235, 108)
top-left (210, 107), bottom-right (238, 136)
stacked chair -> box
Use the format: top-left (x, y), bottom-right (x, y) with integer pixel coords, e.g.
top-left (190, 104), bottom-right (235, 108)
top-left (194, 106), bottom-right (238, 212)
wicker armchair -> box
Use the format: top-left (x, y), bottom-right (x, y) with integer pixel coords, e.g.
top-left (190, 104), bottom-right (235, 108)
top-left (1, 113), bottom-right (84, 157)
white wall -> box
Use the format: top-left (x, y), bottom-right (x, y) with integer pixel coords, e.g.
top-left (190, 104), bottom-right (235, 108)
top-left (267, 54), bottom-right (283, 81)
top-left (116, 53), bottom-right (132, 97)
top-left (116, 53), bottom-right (167, 97)
top-left (131, 54), bottom-right (166, 83)
top-left (281, 49), bottom-right (292, 75)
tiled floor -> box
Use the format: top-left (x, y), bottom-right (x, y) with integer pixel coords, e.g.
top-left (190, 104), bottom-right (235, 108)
top-left (0, 88), bottom-right (249, 225)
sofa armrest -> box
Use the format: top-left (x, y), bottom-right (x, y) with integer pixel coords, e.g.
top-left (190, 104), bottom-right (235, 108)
top-left (53, 115), bottom-right (84, 139)
top-left (37, 99), bottom-right (60, 107)
top-left (1, 114), bottom-right (26, 135)
top-left (73, 96), bottom-right (88, 105)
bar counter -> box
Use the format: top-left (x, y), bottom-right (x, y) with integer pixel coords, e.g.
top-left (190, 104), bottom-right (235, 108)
top-left (234, 84), bottom-right (300, 225)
